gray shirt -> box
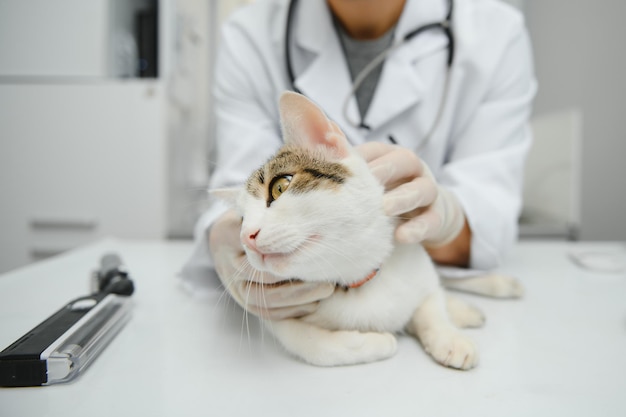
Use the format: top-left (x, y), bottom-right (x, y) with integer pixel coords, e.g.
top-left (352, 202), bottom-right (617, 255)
top-left (335, 23), bottom-right (395, 121)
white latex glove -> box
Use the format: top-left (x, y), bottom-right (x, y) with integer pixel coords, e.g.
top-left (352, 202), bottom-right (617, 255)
top-left (357, 142), bottom-right (465, 247)
top-left (209, 210), bottom-right (335, 320)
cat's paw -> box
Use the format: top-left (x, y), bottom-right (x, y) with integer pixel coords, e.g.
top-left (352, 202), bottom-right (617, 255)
top-left (307, 331), bottom-right (398, 367)
top-left (446, 295), bottom-right (485, 329)
top-left (484, 274), bottom-right (524, 298)
top-left (422, 329), bottom-right (478, 370)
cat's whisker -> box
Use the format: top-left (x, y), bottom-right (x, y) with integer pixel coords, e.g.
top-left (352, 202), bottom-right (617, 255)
top-left (214, 272), bottom-right (247, 322)
top-left (214, 259), bottom-right (253, 312)
top-left (247, 269), bottom-right (262, 342)
top-left (213, 255), bottom-right (279, 351)
top-left (235, 263), bottom-right (279, 353)
top-left (242, 278), bottom-right (255, 352)
top-left (257, 276), bottom-right (267, 345)
top-left (258, 271), bottom-right (279, 347)
top-left (228, 260), bottom-right (257, 351)
top-left (253, 269), bottom-right (269, 318)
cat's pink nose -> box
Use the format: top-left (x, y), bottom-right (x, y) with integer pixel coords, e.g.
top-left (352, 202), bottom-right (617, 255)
top-left (242, 229), bottom-right (261, 252)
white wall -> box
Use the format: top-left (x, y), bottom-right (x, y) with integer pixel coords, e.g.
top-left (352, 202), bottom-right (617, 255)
top-left (0, 0), bottom-right (170, 273)
top-left (0, 0), bottom-right (110, 77)
top-left (526, 0), bottom-right (626, 240)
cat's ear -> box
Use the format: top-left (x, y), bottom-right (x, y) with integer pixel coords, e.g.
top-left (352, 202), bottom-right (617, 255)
top-left (209, 187), bottom-right (241, 207)
top-left (279, 91), bottom-right (350, 159)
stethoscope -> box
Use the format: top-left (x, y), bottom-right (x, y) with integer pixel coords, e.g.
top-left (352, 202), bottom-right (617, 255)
top-left (285, 0), bottom-right (455, 146)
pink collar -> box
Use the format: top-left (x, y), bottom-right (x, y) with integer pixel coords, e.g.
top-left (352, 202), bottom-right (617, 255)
top-left (346, 268), bottom-right (380, 289)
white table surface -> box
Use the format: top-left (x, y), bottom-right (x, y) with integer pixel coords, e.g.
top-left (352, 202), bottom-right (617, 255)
top-left (0, 238), bottom-right (625, 417)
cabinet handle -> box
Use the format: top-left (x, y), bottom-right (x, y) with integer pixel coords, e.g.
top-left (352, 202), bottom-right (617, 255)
top-left (30, 217), bottom-right (96, 230)
top-left (30, 247), bottom-right (68, 260)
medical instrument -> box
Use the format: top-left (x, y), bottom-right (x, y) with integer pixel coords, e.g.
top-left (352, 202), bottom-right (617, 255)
top-left (568, 249), bottom-right (626, 274)
top-left (285, 0), bottom-right (455, 145)
top-left (0, 253), bottom-right (134, 387)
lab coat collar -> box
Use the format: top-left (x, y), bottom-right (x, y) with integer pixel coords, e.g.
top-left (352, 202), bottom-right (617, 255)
top-left (290, 0), bottom-right (362, 141)
top-left (289, 0), bottom-right (450, 140)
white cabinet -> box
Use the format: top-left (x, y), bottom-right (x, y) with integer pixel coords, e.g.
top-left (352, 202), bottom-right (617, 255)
top-left (0, 0), bottom-right (230, 273)
top-left (0, 0), bottom-right (211, 273)
top-left (0, 81), bottom-right (168, 272)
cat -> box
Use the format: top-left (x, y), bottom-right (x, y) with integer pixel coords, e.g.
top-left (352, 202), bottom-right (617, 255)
top-left (214, 91), bottom-right (521, 369)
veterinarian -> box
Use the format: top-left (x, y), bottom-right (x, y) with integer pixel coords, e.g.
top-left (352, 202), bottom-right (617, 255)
top-left (183, 0), bottom-right (536, 319)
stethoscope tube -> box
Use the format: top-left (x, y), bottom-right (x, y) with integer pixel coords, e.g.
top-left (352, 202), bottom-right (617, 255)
top-left (403, 0), bottom-right (454, 67)
top-left (285, 0), bottom-right (301, 94)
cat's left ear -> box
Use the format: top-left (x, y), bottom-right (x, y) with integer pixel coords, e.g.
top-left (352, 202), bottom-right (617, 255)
top-left (209, 187), bottom-right (241, 207)
top-left (279, 91), bottom-right (351, 159)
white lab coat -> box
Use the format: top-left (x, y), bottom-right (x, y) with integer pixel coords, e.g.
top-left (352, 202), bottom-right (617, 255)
top-left (182, 0), bottom-right (536, 283)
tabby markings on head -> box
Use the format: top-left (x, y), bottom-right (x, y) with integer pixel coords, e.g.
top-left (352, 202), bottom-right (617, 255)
top-left (246, 145), bottom-right (352, 206)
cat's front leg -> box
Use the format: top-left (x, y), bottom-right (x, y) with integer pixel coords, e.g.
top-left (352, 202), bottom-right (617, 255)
top-left (408, 290), bottom-right (478, 370)
top-left (266, 319), bottom-right (397, 367)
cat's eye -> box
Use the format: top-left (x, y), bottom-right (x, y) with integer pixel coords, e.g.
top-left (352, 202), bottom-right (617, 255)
top-left (270, 175), bottom-right (292, 202)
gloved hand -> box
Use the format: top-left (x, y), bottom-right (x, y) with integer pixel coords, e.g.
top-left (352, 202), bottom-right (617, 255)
top-left (209, 210), bottom-right (335, 320)
top-left (356, 142), bottom-right (465, 247)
